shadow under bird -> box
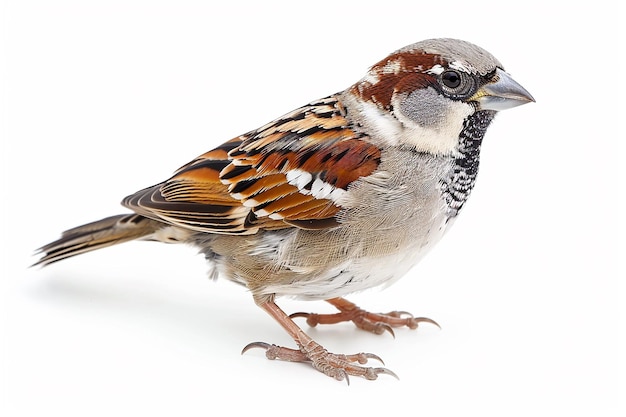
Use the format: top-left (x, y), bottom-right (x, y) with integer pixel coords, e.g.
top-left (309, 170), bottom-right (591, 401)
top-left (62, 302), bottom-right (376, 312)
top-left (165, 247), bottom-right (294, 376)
top-left (35, 38), bottom-right (534, 383)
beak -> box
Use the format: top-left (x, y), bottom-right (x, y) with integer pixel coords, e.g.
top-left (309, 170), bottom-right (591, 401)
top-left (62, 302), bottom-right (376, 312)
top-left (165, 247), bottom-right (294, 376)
top-left (473, 68), bottom-right (535, 111)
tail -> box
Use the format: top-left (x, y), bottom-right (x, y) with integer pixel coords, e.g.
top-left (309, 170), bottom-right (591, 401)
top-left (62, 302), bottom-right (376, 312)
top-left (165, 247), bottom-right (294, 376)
top-left (34, 214), bottom-right (165, 267)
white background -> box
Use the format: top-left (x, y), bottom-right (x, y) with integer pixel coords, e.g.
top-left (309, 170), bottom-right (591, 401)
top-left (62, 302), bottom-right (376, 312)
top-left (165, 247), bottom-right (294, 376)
top-left (1, 0), bottom-right (623, 415)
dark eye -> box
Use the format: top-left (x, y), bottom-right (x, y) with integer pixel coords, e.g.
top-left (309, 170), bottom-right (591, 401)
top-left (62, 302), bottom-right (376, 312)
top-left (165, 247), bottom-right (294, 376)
top-left (441, 70), bottom-right (461, 89)
top-left (438, 69), bottom-right (477, 99)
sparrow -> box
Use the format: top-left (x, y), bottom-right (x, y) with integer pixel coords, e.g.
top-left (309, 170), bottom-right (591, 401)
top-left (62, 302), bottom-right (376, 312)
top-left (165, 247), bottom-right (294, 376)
top-left (35, 38), bottom-right (534, 383)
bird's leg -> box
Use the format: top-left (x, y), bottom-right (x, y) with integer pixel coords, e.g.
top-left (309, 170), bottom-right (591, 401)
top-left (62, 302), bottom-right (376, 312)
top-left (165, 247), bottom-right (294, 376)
top-left (242, 299), bottom-right (397, 383)
top-left (290, 297), bottom-right (439, 337)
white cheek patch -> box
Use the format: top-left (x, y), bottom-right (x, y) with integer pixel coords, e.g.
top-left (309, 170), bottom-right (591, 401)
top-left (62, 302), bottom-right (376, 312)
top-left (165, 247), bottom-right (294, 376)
top-left (393, 88), bottom-right (474, 156)
top-left (340, 90), bottom-right (470, 156)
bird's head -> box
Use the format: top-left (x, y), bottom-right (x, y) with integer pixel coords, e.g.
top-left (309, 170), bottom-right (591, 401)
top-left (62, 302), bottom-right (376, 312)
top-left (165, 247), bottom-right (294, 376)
top-left (348, 38), bottom-right (534, 155)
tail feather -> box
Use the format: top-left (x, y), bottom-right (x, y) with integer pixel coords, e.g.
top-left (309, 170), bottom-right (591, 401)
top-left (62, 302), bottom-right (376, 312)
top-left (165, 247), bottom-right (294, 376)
top-left (34, 214), bottom-right (164, 267)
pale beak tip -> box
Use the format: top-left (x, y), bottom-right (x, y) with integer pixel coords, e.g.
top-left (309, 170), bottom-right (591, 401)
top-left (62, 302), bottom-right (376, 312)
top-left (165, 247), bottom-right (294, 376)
top-left (477, 69), bottom-right (535, 111)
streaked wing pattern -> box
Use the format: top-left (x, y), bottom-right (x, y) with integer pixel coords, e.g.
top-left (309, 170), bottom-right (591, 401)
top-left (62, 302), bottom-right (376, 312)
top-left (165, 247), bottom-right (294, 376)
top-left (123, 95), bottom-right (381, 234)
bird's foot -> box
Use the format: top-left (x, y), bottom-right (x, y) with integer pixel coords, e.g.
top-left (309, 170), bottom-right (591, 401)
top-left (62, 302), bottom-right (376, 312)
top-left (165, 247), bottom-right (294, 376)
top-left (290, 297), bottom-right (439, 337)
top-left (242, 341), bottom-right (397, 384)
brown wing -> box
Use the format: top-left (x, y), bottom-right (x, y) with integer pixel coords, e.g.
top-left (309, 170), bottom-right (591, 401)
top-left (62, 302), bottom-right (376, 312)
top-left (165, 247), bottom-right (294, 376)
top-left (122, 137), bottom-right (262, 234)
top-left (122, 95), bottom-right (381, 234)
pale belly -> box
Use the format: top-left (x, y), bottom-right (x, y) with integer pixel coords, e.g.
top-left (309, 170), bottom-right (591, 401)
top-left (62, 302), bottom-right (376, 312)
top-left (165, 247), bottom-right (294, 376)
top-left (258, 210), bottom-right (453, 300)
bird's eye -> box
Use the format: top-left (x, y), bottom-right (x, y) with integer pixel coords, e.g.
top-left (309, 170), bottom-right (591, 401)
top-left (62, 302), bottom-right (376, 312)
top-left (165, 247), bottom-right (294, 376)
top-left (438, 69), bottom-right (477, 99)
top-left (441, 71), bottom-right (461, 89)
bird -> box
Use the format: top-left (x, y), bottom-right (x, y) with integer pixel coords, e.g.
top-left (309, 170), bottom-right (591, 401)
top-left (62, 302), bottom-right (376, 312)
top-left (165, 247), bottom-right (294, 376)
top-left (34, 38), bottom-right (534, 383)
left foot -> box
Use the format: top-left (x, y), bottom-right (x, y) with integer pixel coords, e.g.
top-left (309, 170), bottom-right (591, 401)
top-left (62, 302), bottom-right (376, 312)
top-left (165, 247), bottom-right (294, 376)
top-left (242, 341), bottom-right (397, 384)
top-left (247, 299), bottom-right (401, 382)
top-left (290, 297), bottom-right (440, 337)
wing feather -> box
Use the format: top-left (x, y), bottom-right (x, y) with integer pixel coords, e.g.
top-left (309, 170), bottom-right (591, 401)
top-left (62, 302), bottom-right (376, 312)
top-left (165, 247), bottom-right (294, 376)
top-left (122, 95), bottom-right (381, 234)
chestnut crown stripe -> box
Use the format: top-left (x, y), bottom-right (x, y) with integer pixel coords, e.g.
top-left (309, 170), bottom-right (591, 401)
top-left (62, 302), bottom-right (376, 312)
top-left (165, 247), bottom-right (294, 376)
top-left (351, 51), bottom-right (446, 109)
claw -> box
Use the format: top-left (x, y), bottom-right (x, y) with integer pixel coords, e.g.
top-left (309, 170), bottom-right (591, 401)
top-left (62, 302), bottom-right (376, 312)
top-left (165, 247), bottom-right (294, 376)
top-left (375, 367), bottom-right (399, 380)
top-left (341, 370), bottom-right (350, 386)
top-left (343, 352), bottom-right (385, 365)
top-left (415, 317), bottom-right (441, 329)
top-left (289, 311), bottom-right (320, 327)
top-left (241, 341), bottom-right (272, 355)
top-left (353, 318), bottom-right (396, 337)
top-left (362, 366), bottom-right (399, 381)
top-left (363, 352), bottom-right (385, 365)
top-left (382, 324), bottom-right (395, 338)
